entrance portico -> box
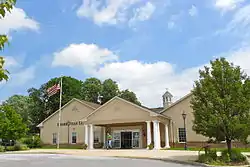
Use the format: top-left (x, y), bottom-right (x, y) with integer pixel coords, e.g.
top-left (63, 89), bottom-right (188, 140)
top-left (81, 96), bottom-right (171, 150)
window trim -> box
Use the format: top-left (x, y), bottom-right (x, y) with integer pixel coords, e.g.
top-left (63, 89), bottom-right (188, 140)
top-left (178, 128), bottom-right (187, 143)
top-left (94, 131), bottom-right (99, 144)
top-left (52, 133), bottom-right (57, 145)
top-left (71, 132), bottom-right (77, 144)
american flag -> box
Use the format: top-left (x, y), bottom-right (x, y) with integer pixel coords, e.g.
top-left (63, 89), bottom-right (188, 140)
top-left (47, 83), bottom-right (60, 97)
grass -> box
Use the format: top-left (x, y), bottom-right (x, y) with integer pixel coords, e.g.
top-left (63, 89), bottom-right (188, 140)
top-left (40, 145), bottom-right (83, 149)
top-left (205, 160), bottom-right (249, 166)
top-left (162, 147), bottom-right (250, 152)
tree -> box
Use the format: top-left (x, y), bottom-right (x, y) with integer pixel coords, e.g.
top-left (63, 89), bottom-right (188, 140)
top-left (101, 79), bottom-right (119, 104)
top-left (28, 76), bottom-right (84, 132)
top-left (82, 78), bottom-right (102, 103)
top-left (191, 57), bottom-right (250, 154)
top-left (0, 105), bottom-right (28, 141)
top-left (119, 89), bottom-right (141, 105)
top-left (0, 57), bottom-right (9, 81)
top-left (0, 0), bottom-right (16, 81)
top-left (2, 95), bottom-right (33, 126)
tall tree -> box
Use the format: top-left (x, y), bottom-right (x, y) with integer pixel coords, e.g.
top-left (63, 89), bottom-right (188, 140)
top-left (82, 78), bottom-right (102, 103)
top-left (101, 79), bottom-right (119, 104)
top-left (2, 95), bottom-right (32, 126)
top-left (0, 105), bottom-right (28, 141)
top-left (191, 57), bottom-right (250, 154)
top-left (0, 0), bottom-right (16, 81)
top-left (119, 89), bottom-right (141, 105)
top-left (28, 76), bottom-right (84, 132)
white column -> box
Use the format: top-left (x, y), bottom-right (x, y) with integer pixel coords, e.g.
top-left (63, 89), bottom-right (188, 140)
top-left (89, 124), bottom-right (94, 149)
top-left (165, 124), bottom-right (170, 148)
top-left (146, 121), bottom-right (152, 149)
top-left (103, 127), bottom-right (106, 148)
top-left (84, 125), bottom-right (88, 147)
top-left (153, 120), bottom-right (161, 149)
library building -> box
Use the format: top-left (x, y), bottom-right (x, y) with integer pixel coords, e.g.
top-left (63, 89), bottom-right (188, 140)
top-left (37, 90), bottom-right (208, 149)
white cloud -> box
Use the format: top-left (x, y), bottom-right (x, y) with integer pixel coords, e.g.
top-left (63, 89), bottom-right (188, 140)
top-left (214, 0), bottom-right (245, 11)
top-left (3, 56), bottom-right (20, 68)
top-left (94, 60), bottom-right (199, 107)
top-left (76, 0), bottom-right (157, 26)
top-left (93, 46), bottom-right (250, 107)
top-left (6, 66), bottom-right (36, 86)
top-left (226, 46), bottom-right (250, 74)
top-left (51, 42), bottom-right (250, 107)
top-left (129, 2), bottom-right (156, 27)
top-left (0, 7), bottom-right (39, 34)
top-left (216, 4), bottom-right (250, 37)
top-left (189, 5), bottom-right (198, 16)
top-left (52, 43), bottom-right (118, 73)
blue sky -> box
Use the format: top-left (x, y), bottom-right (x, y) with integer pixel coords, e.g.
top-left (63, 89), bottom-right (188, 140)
top-left (1, 0), bottom-right (250, 107)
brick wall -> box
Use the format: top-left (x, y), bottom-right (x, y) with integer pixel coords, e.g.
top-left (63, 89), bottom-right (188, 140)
top-left (170, 141), bottom-right (250, 148)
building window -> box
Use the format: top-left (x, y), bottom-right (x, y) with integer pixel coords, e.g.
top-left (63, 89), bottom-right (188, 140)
top-left (52, 133), bottom-right (57, 144)
top-left (72, 132), bottom-right (77, 144)
top-left (94, 132), bottom-right (99, 143)
top-left (178, 128), bottom-right (186, 143)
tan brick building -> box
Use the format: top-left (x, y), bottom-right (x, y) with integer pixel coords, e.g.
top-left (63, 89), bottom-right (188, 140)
top-left (37, 90), bottom-right (208, 149)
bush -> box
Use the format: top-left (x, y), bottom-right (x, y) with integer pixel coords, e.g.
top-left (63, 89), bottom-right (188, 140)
top-left (220, 150), bottom-right (230, 163)
top-left (19, 135), bottom-right (41, 148)
top-left (5, 143), bottom-right (29, 151)
top-left (0, 145), bottom-right (5, 152)
top-left (207, 149), bottom-right (217, 161)
top-left (82, 143), bottom-right (88, 150)
top-left (147, 143), bottom-right (154, 150)
top-left (198, 149), bottom-right (218, 163)
top-left (198, 148), bottom-right (247, 165)
top-left (6, 146), bottom-right (15, 151)
top-left (14, 143), bottom-right (29, 151)
top-left (222, 149), bottom-right (246, 163)
top-left (198, 154), bottom-right (214, 163)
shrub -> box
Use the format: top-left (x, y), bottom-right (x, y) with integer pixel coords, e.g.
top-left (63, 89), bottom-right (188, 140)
top-left (6, 146), bottom-right (15, 151)
top-left (230, 149), bottom-right (246, 162)
top-left (19, 135), bottom-right (41, 148)
top-left (82, 143), bottom-right (88, 150)
top-left (147, 143), bottom-right (154, 150)
top-left (221, 149), bottom-right (246, 163)
top-left (198, 154), bottom-right (214, 163)
top-left (14, 143), bottom-right (29, 151)
top-left (198, 149), bottom-right (218, 163)
top-left (207, 149), bottom-right (217, 161)
top-left (0, 145), bottom-right (5, 152)
top-left (220, 150), bottom-right (230, 163)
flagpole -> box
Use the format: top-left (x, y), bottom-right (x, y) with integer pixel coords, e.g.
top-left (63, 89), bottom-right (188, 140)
top-left (57, 76), bottom-right (63, 149)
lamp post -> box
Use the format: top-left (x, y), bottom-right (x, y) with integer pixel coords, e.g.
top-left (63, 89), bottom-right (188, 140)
top-left (67, 121), bottom-right (70, 144)
top-left (182, 111), bottom-right (187, 150)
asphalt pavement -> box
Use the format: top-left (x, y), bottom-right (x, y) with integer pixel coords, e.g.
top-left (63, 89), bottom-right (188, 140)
top-left (0, 154), bottom-right (200, 167)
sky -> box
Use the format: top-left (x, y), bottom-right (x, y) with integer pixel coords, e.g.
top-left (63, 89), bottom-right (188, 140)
top-left (1, 0), bottom-right (250, 108)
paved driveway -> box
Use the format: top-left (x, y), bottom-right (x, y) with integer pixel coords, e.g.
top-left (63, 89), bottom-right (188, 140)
top-left (0, 154), bottom-right (200, 167)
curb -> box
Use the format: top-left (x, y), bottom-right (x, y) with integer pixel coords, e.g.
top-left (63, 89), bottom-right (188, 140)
top-left (113, 156), bottom-right (206, 166)
top-left (115, 156), bottom-right (250, 167)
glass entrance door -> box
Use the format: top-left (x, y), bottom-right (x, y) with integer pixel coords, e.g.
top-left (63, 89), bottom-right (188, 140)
top-left (121, 132), bottom-right (132, 149)
top-left (112, 132), bottom-right (121, 148)
top-left (132, 131), bottom-right (140, 148)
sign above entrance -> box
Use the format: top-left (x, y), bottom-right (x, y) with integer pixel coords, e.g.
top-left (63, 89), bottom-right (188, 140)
top-left (56, 121), bottom-right (85, 126)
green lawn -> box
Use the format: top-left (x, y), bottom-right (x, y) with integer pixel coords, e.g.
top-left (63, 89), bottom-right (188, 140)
top-left (40, 145), bottom-right (83, 149)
